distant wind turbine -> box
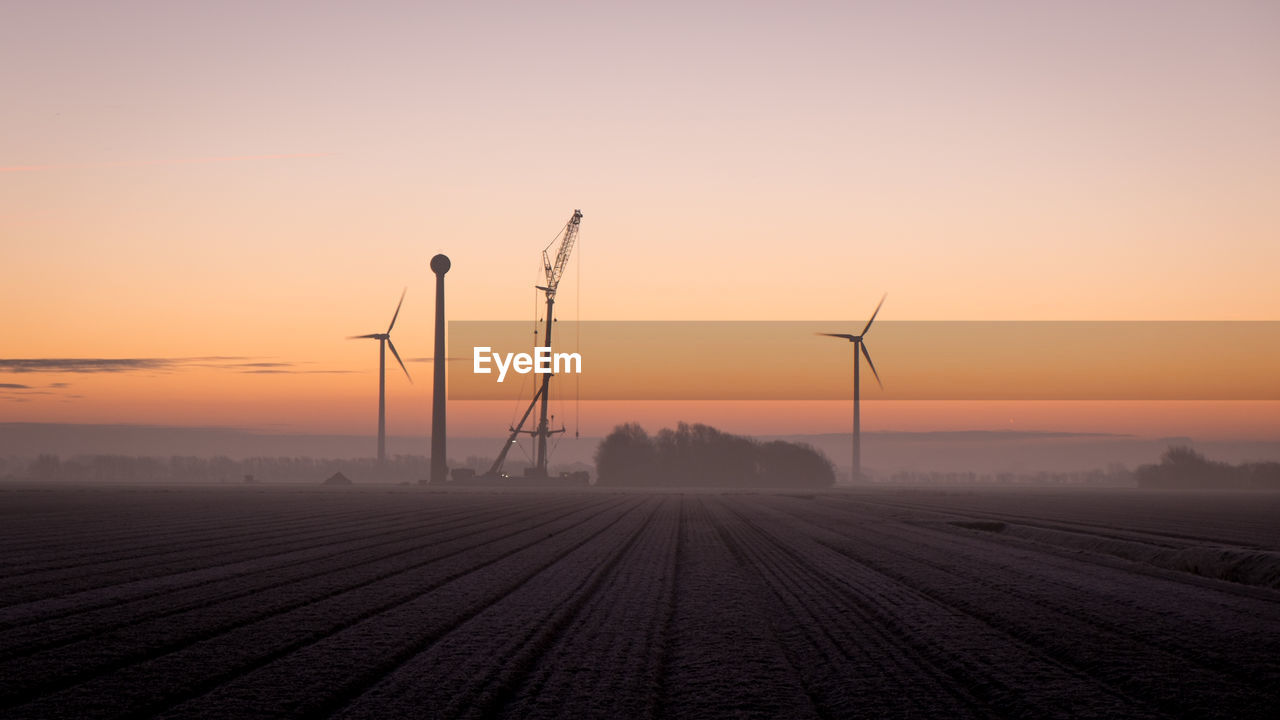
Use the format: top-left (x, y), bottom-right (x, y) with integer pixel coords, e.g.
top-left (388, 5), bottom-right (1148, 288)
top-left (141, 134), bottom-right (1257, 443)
top-left (349, 289), bottom-right (412, 465)
top-left (818, 293), bottom-right (886, 483)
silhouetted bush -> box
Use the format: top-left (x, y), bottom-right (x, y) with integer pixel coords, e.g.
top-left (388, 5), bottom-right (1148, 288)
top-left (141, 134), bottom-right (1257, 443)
top-left (1135, 446), bottom-right (1280, 489)
top-left (595, 422), bottom-right (834, 487)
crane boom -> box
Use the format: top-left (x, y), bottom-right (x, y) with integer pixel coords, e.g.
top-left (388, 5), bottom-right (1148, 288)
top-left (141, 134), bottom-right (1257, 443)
top-left (541, 210), bottom-right (582, 296)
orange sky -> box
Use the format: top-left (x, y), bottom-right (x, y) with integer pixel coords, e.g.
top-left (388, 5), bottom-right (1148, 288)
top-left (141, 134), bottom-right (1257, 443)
top-left (3, 1), bottom-right (1278, 441)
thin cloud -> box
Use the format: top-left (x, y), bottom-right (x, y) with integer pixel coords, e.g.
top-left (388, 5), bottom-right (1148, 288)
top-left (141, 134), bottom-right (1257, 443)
top-left (0, 359), bottom-right (173, 373)
top-left (0, 357), bottom-right (250, 373)
top-left (241, 369), bottom-right (355, 375)
top-left (0, 389), bottom-right (54, 400)
top-left (1, 382), bottom-right (74, 400)
top-left (187, 359), bottom-right (272, 370)
top-left (1, 152), bottom-right (332, 173)
top-left (1, 356), bottom-right (353, 379)
top-left (216, 360), bottom-right (354, 375)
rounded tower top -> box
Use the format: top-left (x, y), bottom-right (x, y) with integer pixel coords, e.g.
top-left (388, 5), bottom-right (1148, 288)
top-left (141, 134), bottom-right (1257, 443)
top-left (430, 254), bottom-right (451, 275)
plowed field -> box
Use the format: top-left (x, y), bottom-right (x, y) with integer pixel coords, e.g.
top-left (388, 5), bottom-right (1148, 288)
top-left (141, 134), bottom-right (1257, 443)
top-left (1, 486), bottom-right (1277, 718)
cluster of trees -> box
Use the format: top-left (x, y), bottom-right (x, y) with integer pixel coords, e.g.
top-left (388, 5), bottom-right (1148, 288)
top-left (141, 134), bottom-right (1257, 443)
top-left (15, 454), bottom-right (434, 484)
top-left (595, 422), bottom-right (834, 487)
top-left (1135, 446), bottom-right (1280, 489)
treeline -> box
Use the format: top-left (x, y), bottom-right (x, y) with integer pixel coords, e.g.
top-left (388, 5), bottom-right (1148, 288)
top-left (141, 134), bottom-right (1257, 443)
top-left (11, 454), bottom-right (434, 484)
top-left (887, 466), bottom-right (1133, 486)
top-left (1136, 446), bottom-right (1280, 490)
top-left (595, 422), bottom-right (834, 487)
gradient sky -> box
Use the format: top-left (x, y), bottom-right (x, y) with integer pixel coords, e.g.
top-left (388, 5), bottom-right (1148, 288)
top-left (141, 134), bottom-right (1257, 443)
top-left (3, 1), bottom-right (1278, 439)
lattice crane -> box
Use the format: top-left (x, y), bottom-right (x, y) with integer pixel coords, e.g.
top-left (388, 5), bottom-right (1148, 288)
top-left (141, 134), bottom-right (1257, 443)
top-left (540, 210), bottom-right (581, 297)
top-left (488, 210), bottom-right (582, 478)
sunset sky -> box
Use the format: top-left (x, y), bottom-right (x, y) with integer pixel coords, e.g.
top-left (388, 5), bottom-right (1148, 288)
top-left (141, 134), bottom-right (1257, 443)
top-left (3, 1), bottom-right (1278, 442)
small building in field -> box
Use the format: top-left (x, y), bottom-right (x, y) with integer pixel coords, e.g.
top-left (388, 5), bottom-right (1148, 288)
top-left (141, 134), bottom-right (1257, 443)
top-left (323, 472), bottom-right (352, 486)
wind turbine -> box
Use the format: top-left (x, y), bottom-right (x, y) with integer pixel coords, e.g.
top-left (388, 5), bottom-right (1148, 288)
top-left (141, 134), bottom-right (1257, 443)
top-left (818, 293), bottom-right (885, 483)
top-left (349, 289), bottom-right (412, 465)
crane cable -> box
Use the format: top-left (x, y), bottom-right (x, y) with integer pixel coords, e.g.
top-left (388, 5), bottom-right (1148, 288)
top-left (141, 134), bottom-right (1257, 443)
top-left (508, 264), bottom-right (541, 429)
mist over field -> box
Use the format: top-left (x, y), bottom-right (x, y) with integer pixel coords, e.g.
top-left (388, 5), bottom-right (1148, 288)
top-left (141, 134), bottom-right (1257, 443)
top-left (6, 422), bottom-right (1280, 479)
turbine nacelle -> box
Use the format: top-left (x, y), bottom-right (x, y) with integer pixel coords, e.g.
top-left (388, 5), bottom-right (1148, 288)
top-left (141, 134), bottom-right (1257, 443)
top-left (347, 288), bottom-right (412, 383)
top-left (818, 292), bottom-right (887, 389)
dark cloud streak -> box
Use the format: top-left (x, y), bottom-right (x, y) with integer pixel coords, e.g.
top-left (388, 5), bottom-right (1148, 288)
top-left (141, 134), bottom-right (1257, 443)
top-left (2, 357), bottom-right (350, 378)
top-left (240, 369), bottom-right (354, 375)
top-left (1, 358), bottom-right (173, 373)
top-left (0, 357), bottom-right (251, 374)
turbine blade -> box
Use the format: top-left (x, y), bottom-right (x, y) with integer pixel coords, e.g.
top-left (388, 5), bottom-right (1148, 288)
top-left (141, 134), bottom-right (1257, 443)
top-left (348, 333), bottom-right (380, 339)
top-left (860, 342), bottom-right (883, 389)
top-left (817, 333), bottom-right (857, 341)
top-left (387, 287), bottom-right (406, 333)
top-left (861, 293), bottom-right (887, 336)
top-left (387, 337), bottom-right (412, 383)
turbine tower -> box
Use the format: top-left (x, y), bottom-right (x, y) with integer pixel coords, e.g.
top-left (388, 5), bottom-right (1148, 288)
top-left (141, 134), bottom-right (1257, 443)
top-left (819, 293), bottom-right (885, 482)
top-left (349, 289), bottom-right (412, 465)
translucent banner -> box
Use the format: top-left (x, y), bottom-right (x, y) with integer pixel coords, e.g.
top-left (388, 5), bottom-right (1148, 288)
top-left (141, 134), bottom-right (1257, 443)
top-left (447, 321), bottom-right (1280, 401)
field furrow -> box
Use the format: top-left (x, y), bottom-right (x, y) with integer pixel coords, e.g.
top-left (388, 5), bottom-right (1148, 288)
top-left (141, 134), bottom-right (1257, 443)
top-left (0, 496), bottom-right (623, 715)
top-left (0, 491), bottom-right (378, 563)
top-left (776, 497), bottom-right (1280, 718)
top-left (0, 496), bottom-right (570, 657)
top-left (440, 496), bottom-right (681, 719)
top-left (0, 505), bottom-right (442, 604)
top-left (148, 497), bottom-right (649, 719)
top-left (709, 498), bottom-right (998, 718)
top-left (656, 497), bottom-right (820, 719)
